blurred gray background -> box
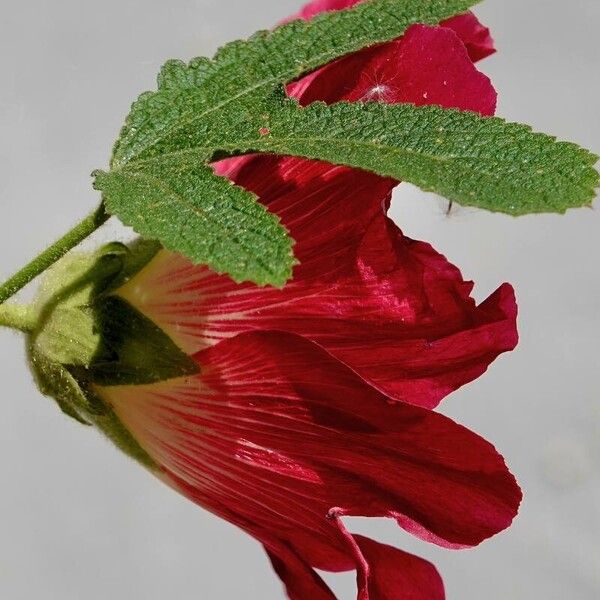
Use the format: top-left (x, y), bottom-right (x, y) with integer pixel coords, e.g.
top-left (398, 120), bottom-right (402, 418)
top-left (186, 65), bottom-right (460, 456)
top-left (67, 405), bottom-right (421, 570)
top-left (0, 0), bottom-right (598, 598)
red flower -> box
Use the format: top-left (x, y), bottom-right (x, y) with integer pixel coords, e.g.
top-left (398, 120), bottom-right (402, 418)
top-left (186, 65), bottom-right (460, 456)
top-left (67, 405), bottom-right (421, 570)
top-left (95, 331), bottom-right (521, 600)
top-left (84, 4), bottom-right (524, 599)
top-left (119, 8), bottom-right (516, 410)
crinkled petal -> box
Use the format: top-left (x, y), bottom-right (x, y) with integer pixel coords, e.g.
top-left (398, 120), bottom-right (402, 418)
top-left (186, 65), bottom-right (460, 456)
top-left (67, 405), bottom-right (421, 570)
top-left (310, 215), bottom-right (519, 408)
top-left (120, 156), bottom-right (517, 408)
top-left (96, 331), bottom-right (521, 563)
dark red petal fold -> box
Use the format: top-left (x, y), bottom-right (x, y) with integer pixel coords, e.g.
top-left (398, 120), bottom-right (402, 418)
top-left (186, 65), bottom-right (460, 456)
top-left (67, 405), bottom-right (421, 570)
top-left (354, 535), bottom-right (444, 600)
top-left (266, 512), bottom-right (446, 600)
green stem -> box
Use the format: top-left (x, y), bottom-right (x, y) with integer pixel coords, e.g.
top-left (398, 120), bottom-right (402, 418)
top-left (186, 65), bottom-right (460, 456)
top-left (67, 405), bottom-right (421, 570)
top-left (0, 204), bottom-right (109, 306)
top-left (0, 303), bottom-right (36, 333)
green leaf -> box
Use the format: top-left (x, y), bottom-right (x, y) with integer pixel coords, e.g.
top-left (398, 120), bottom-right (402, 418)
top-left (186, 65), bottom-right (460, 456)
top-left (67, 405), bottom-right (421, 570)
top-left (100, 0), bottom-right (599, 285)
top-left (247, 100), bottom-right (600, 215)
top-left (94, 163), bottom-right (294, 286)
top-left (109, 94), bottom-right (599, 218)
top-left (85, 296), bottom-right (201, 386)
top-left (102, 0), bottom-right (480, 285)
top-left (28, 347), bottom-right (95, 425)
top-left (111, 0), bottom-right (479, 167)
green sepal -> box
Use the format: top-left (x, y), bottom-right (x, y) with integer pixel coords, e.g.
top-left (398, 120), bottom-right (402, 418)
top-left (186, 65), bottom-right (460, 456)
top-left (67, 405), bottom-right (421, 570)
top-left (27, 346), bottom-right (97, 425)
top-left (28, 344), bottom-right (157, 468)
top-left (31, 242), bottom-right (200, 386)
top-left (32, 242), bottom-right (127, 318)
top-left (34, 305), bottom-right (102, 369)
top-left (82, 295), bottom-right (200, 386)
top-left (104, 238), bottom-right (162, 292)
top-left (26, 241), bottom-right (200, 469)
top-left (31, 242), bottom-right (129, 368)
top-left (28, 345), bottom-right (157, 468)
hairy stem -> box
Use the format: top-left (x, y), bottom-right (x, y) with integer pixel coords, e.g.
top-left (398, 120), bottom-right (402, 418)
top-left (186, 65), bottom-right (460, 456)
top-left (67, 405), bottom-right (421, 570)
top-left (0, 204), bottom-right (110, 305)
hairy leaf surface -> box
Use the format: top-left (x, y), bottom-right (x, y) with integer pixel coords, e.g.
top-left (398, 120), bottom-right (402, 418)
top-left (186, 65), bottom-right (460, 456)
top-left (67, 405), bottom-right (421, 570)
top-left (95, 164), bottom-right (294, 286)
top-left (98, 0), bottom-right (598, 285)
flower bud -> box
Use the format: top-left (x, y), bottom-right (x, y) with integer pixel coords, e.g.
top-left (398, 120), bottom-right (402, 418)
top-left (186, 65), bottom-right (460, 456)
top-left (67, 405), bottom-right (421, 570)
top-left (27, 240), bottom-right (199, 467)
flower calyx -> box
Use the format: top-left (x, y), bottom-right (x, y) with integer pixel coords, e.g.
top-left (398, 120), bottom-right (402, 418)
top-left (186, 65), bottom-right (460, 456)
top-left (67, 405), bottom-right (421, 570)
top-left (26, 240), bottom-right (199, 467)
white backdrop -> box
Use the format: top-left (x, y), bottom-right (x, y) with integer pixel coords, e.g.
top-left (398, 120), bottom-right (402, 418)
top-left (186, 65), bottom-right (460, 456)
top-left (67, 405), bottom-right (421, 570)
top-left (0, 1), bottom-right (598, 598)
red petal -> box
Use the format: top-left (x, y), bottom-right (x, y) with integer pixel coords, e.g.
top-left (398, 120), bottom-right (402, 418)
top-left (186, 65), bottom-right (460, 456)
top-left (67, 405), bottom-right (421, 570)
top-left (97, 331), bottom-right (521, 560)
top-left (287, 24), bottom-right (496, 116)
top-left (354, 536), bottom-right (444, 600)
top-left (120, 155), bottom-right (517, 408)
top-left (314, 216), bottom-right (519, 408)
top-left (264, 518), bottom-right (446, 600)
